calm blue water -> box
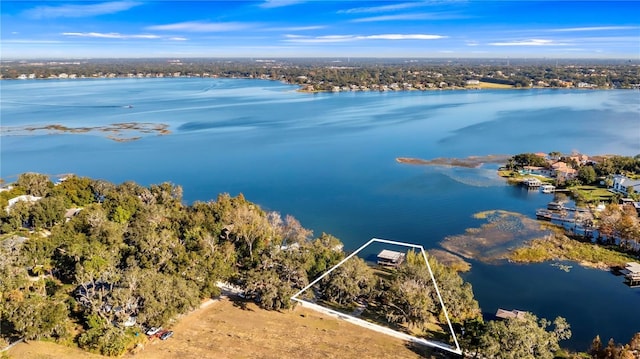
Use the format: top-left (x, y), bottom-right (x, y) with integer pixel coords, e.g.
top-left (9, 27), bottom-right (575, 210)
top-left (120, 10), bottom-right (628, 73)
top-left (1, 79), bottom-right (639, 350)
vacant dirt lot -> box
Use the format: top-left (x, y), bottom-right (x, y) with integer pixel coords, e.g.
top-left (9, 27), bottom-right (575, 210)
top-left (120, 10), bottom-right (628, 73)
top-left (8, 298), bottom-right (437, 359)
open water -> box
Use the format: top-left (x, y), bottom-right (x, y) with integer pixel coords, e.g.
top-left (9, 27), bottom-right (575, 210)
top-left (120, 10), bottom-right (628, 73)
top-left (1, 78), bottom-right (639, 350)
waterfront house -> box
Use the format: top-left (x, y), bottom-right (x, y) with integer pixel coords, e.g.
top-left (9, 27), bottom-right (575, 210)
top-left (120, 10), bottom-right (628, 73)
top-left (611, 175), bottom-right (640, 196)
top-left (377, 250), bottom-right (406, 268)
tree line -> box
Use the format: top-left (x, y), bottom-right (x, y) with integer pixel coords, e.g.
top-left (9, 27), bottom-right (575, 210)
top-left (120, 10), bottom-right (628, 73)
top-left (2, 58), bottom-right (639, 89)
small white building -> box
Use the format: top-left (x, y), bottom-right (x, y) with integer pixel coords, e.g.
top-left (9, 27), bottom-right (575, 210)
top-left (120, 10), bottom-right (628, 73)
top-left (621, 262), bottom-right (640, 287)
top-left (5, 195), bottom-right (42, 212)
top-left (377, 250), bottom-right (406, 268)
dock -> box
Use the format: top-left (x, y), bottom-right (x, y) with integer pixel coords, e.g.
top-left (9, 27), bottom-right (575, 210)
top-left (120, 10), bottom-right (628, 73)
top-left (540, 184), bottom-right (556, 193)
top-left (536, 209), bottom-right (575, 223)
top-left (522, 178), bottom-right (542, 188)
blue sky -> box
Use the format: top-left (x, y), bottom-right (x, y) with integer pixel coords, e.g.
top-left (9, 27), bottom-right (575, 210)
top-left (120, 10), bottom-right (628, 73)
top-left (1, 1), bottom-right (639, 59)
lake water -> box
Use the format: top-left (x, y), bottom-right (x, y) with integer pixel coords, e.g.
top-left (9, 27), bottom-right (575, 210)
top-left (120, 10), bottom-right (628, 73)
top-left (1, 79), bottom-right (639, 350)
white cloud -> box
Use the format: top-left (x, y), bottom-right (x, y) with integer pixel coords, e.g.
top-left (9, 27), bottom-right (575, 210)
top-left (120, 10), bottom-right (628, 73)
top-left (62, 32), bottom-right (161, 39)
top-left (284, 34), bottom-right (446, 43)
top-left (265, 25), bottom-right (326, 31)
top-left (147, 21), bottom-right (252, 32)
top-left (2, 39), bottom-right (63, 44)
top-left (489, 39), bottom-right (566, 46)
top-left (24, 1), bottom-right (141, 19)
top-left (339, 2), bottom-right (428, 14)
top-left (259, 0), bottom-right (304, 8)
top-left (351, 12), bottom-right (466, 22)
top-left (367, 34), bottom-right (446, 40)
top-left (168, 37), bottom-right (188, 41)
top-left (550, 26), bottom-right (638, 32)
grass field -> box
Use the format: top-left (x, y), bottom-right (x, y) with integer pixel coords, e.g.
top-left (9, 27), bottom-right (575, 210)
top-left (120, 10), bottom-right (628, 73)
top-left (8, 298), bottom-right (440, 359)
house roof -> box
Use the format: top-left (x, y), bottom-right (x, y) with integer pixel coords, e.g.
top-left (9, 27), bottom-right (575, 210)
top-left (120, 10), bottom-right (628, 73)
top-left (6, 195), bottom-right (42, 212)
top-left (495, 309), bottom-right (528, 320)
top-left (377, 249), bottom-right (405, 262)
top-left (625, 262), bottom-right (640, 274)
top-left (614, 175), bottom-right (640, 187)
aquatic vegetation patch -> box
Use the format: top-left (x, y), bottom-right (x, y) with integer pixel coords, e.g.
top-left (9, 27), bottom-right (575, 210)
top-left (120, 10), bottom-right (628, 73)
top-left (427, 249), bottom-right (471, 272)
top-left (440, 210), bottom-right (552, 263)
top-left (1, 122), bottom-right (170, 142)
top-left (396, 155), bottom-right (511, 168)
top-left (551, 263), bottom-right (573, 272)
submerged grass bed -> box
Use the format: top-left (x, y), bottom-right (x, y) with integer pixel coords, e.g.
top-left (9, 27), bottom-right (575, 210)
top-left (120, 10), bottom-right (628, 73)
top-left (441, 210), bottom-right (552, 263)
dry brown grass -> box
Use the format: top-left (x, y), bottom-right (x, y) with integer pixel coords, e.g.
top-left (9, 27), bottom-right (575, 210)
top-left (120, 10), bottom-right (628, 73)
top-left (8, 298), bottom-right (435, 359)
top-left (465, 82), bottom-right (514, 89)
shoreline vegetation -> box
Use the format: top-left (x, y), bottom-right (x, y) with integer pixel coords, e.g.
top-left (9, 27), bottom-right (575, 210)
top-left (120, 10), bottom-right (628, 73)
top-left (399, 153), bottom-right (640, 271)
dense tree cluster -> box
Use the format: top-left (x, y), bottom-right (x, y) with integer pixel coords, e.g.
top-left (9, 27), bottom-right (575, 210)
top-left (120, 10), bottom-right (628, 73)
top-left (594, 155), bottom-right (640, 177)
top-left (589, 333), bottom-right (640, 359)
top-left (0, 173), bottom-right (343, 355)
top-left (597, 203), bottom-right (640, 253)
top-left (479, 313), bottom-right (572, 359)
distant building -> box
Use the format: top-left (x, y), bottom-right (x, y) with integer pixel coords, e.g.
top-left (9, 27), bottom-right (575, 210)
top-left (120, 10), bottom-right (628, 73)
top-left (551, 162), bottom-right (577, 180)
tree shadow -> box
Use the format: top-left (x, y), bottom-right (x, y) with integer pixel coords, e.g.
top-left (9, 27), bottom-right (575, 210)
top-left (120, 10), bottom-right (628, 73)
top-left (404, 342), bottom-right (461, 359)
top-left (231, 297), bottom-right (253, 311)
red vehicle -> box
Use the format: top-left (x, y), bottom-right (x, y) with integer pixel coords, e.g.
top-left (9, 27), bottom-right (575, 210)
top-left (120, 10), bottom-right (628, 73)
top-left (159, 330), bottom-right (174, 340)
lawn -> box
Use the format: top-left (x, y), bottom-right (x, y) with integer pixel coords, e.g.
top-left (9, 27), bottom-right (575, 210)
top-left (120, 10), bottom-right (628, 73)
top-left (569, 185), bottom-right (615, 204)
